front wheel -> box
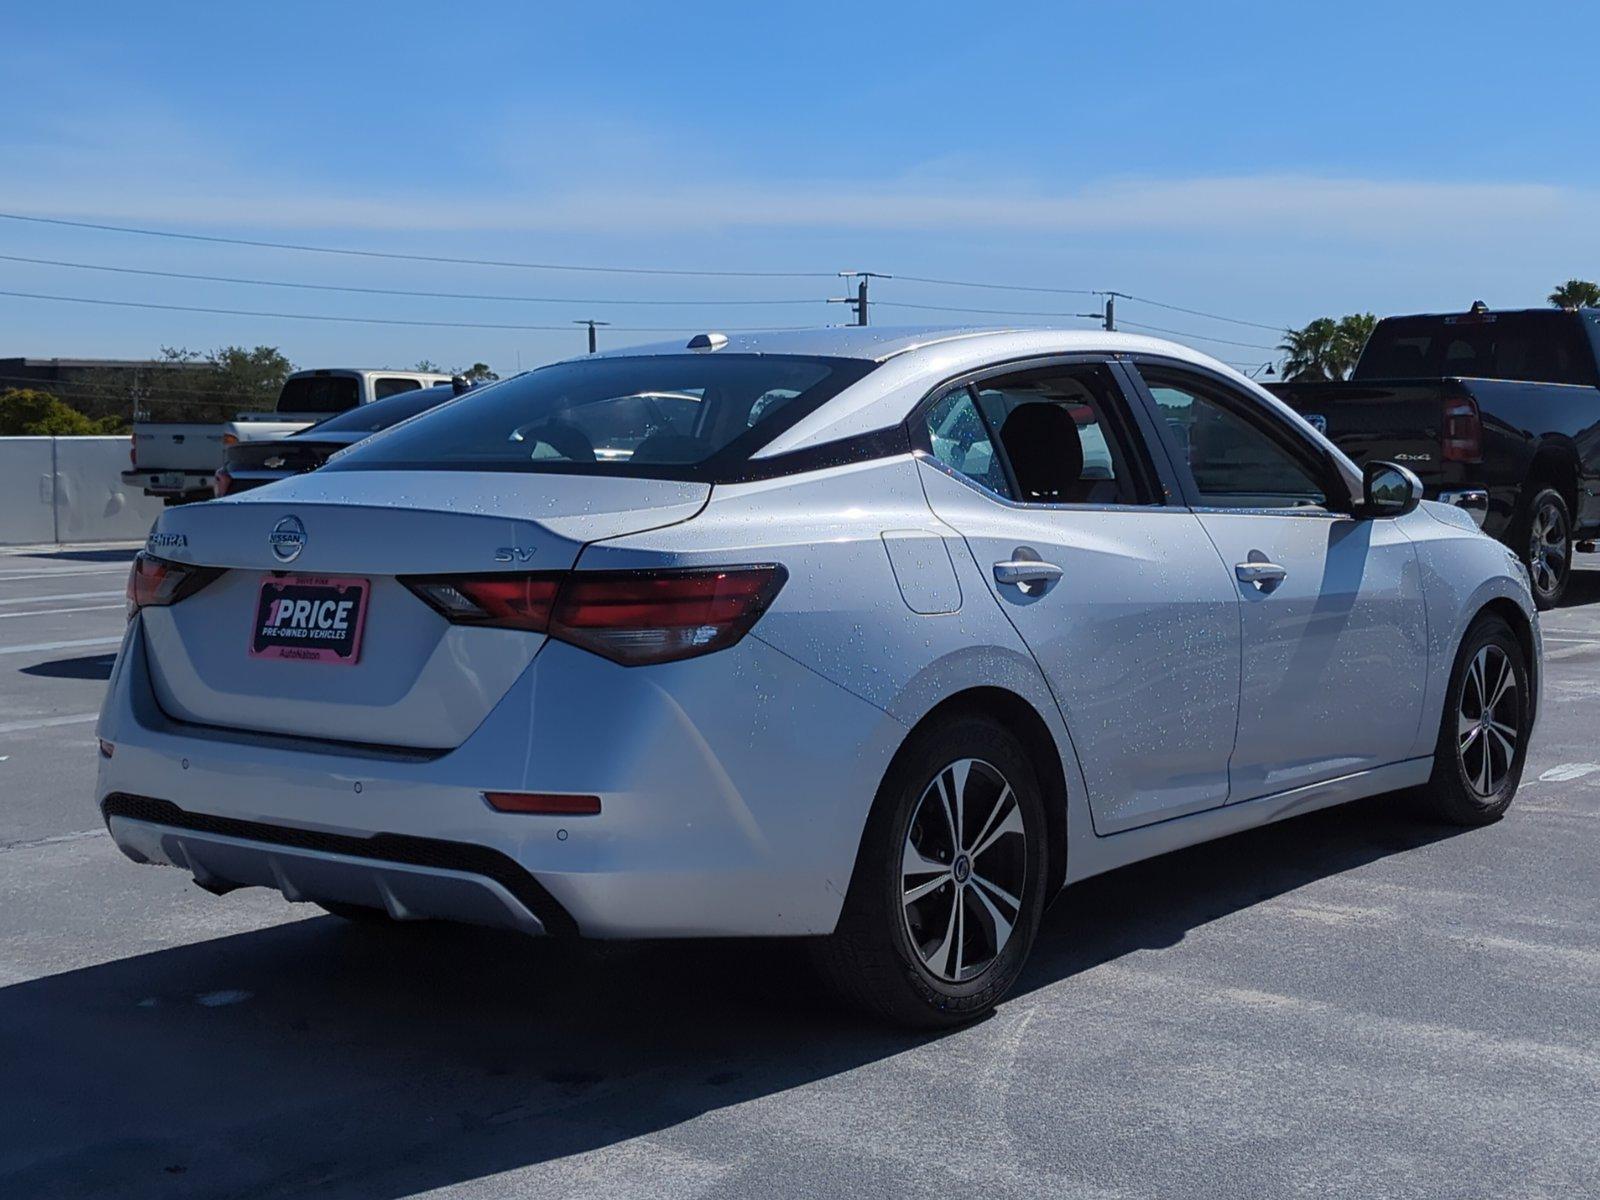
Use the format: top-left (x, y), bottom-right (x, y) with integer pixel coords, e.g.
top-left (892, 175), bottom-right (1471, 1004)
top-left (1517, 486), bottom-right (1571, 610)
top-left (814, 713), bottom-right (1050, 1028)
top-left (1419, 616), bottom-right (1531, 825)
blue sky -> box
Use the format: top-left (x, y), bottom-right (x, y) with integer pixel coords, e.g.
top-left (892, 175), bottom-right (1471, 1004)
top-left (3, 1), bottom-right (1596, 375)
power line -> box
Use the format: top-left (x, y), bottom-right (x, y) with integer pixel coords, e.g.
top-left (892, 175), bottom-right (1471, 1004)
top-left (876, 300), bottom-right (1104, 319)
top-left (0, 289), bottom-right (806, 333)
top-left (0, 212), bottom-right (836, 279)
top-left (890, 273), bottom-right (1098, 296)
top-left (1117, 292), bottom-right (1285, 333)
top-left (0, 254), bottom-right (825, 307)
top-left (1116, 318), bottom-right (1280, 352)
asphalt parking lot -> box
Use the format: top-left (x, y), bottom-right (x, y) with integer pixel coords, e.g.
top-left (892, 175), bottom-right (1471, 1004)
top-left (1, 546), bottom-right (1596, 1199)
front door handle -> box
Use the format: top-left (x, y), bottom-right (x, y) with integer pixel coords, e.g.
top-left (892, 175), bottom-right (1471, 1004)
top-left (994, 559), bottom-right (1064, 588)
top-left (1235, 560), bottom-right (1288, 589)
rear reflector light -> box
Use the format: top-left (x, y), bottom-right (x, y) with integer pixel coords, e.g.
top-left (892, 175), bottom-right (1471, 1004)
top-left (484, 791), bottom-right (601, 816)
top-left (1441, 394), bottom-right (1483, 463)
top-left (402, 565), bottom-right (787, 666)
top-left (126, 552), bottom-right (225, 617)
top-left (99, 739), bottom-right (114, 759)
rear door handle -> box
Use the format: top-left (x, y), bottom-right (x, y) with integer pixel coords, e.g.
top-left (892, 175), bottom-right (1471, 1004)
top-left (994, 559), bottom-right (1064, 587)
top-left (1235, 560), bottom-right (1288, 588)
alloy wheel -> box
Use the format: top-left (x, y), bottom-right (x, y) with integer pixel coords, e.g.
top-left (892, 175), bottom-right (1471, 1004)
top-left (901, 758), bottom-right (1027, 982)
top-left (1458, 644), bottom-right (1519, 798)
top-left (1528, 498), bottom-right (1568, 598)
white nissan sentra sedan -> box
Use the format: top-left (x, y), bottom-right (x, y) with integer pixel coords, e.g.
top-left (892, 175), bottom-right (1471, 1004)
top-left (98, 327), bottom-right (1540, 1026)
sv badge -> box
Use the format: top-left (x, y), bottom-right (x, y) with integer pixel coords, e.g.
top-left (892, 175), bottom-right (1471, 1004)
top-left (493, 547), bottom-right (537, 563)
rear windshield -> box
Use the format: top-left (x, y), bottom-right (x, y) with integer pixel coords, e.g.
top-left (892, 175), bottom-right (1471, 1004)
top-left (278, 375), bottom-right (361, 415)
top-left (325, 354), bottom-right (877, 480)
top-left (1356, 312), bottom-right (1597, 385)
top-left (300, 385), bottom-right (455, 435)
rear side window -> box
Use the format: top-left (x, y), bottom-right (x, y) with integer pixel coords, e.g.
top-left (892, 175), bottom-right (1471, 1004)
top-left (373, 377), bottom-right (424, 400)
top-left (278, 375), bottom-right (360, 415)
top-left (922, 363), bottom-right (1152, 505)
top-left (1358, 313), bottom-right (1596, 385)
top-left (326, 355), bottom-right (876, 481)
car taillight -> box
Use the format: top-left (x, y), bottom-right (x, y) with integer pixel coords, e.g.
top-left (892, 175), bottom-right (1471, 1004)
top-left (222, 433), bottom-right (239, 447)
top-left (212, 465), bottom-right (233, 498)
top-left (126, 552), bottom-right (224, 617)
top-left (402, 566), bottom-right (787, 666)
top-left (1441, 394), bottom-right (1482, 463)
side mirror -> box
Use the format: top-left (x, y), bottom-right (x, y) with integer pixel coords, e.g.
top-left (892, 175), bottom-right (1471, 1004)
top-left (1361, 461), bottom-right (1423, 518)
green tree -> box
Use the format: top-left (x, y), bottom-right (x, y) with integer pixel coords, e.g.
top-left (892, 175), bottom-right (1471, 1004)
top-left (413, 359), bottom-right (443, 373)
top-left (455, 361), bottom-right (499, 382)
top-left (147, 345), bottom-right (293, 420)
top-left (1279, 313), bottom-right (1376, 381)
top-left (1549, 279), bottom-right (1600, 309)
top-left (0, 388), bottom-right (105, 435)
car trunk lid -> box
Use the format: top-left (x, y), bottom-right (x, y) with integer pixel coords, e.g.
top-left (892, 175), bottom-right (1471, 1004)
top-left (137, 470), bottom-right (709, 749)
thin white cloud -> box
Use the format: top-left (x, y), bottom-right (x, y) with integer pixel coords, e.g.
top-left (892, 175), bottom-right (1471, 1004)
top-left (1, 172), bottom-right (1590, 247)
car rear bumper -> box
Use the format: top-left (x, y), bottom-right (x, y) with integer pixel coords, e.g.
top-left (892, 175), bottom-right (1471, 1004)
top-left (96, 619), bottom-right (904, 938)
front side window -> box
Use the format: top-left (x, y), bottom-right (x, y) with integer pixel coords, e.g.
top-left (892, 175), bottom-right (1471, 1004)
top-left (1141, 369), bottom-right (1329, 509)
top-left (326, 354), bottom-right (876, 481)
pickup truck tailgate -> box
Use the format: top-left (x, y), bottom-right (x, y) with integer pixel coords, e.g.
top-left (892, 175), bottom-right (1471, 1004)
top-left (132, 423), bottom-right (227, 473)
top-left (1271, 380), bottom-right (1450, 481)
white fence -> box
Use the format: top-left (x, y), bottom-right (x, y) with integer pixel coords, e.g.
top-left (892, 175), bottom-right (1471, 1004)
top-left (0, 437), bottom-right (165, 547)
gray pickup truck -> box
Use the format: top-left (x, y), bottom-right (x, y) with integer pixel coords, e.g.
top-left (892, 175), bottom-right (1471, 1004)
top-left (125, 367), bottom-right (451, 503)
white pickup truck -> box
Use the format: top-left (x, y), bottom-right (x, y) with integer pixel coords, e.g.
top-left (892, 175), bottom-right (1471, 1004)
top-left (124, 368), bottom-right (451, 502)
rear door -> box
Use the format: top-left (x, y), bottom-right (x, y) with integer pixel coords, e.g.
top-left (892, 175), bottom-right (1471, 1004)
top-left (915, 358), bottom-right (1243, 834)
top-left (1128, 360), bottom-right (1428, 801)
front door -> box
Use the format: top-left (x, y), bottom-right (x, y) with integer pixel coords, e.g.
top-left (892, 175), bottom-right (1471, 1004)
top-left (915, 359), bottom-right (1243, 834)
top-left (1129, 362), bottom-right (1429, 801)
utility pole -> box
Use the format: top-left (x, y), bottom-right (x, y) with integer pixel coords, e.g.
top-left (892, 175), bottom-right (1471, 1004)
top-left (574, 319), bottom-right (610, 353)
top-left (1102, 292), bottom-right (1117, 332)
top-left (830, 271), bottom-right (891, 326)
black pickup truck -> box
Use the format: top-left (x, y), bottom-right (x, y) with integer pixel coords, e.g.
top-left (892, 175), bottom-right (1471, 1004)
top-left (1270, 305), bottom-right (1600, 607)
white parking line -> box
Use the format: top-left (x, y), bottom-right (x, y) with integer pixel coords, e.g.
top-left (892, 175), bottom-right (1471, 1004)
top-left (0, 590), bottom-right (124, 606)
top-left (0, 605), bottom-right (126, 620)
top-left (0, 636), bottom-right (122, 657)
top-left (0, 712), bottom-right (99, 734)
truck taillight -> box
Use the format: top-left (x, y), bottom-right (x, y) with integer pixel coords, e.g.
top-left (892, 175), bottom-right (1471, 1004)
top-left (222, 433), bottom-right (239, 447)
top-left (1441, 395), bottom-right (1482, 463)
top-left (401, 566), bottom-right (787, 666)
top-left (129, 433), bottom-right (137, 468)
top-left (212, 465), bottom-right (233, 498)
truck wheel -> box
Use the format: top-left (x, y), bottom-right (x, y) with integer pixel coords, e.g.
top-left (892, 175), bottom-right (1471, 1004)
top-left (1418, 615), bottom-right (1530, 826)
top-left (1516, 486), bottom-right (1571, 609)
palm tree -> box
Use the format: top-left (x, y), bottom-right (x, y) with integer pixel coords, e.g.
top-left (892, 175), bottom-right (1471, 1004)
top-left (1549, 279), bottom-right (1600, 309)
top-left (1280, 313), bottom-right (1375, 381)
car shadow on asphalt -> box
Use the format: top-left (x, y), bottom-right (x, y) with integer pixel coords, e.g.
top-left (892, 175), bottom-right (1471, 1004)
top-left (19, 653), bottom-right (118, 681)
top-left (0, 794), bottom-right (1464, 1199)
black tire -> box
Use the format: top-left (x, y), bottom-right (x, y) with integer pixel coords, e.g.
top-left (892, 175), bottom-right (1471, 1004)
top-left (813, 712), bottom-right (1050, 1028)
top-left (1515, 486), bottom-right (1572, 610)
top-left (1418, 616), bottom-right (1530, 826)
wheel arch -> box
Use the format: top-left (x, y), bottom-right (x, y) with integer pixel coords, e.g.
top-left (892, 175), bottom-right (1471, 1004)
top-left (891, 686), bottom-right (1070, 897)
top-left (1526, 439), bottom-right (1581, 517)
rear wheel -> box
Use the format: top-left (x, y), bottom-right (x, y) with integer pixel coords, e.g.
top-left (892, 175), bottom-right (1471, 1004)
top-left (1419, 616), bottom-right (1530, 825)
top-left (1517, 486), bottom-right (1571, 610)
top-left (814, 713), bottom-right (1049, 1028)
